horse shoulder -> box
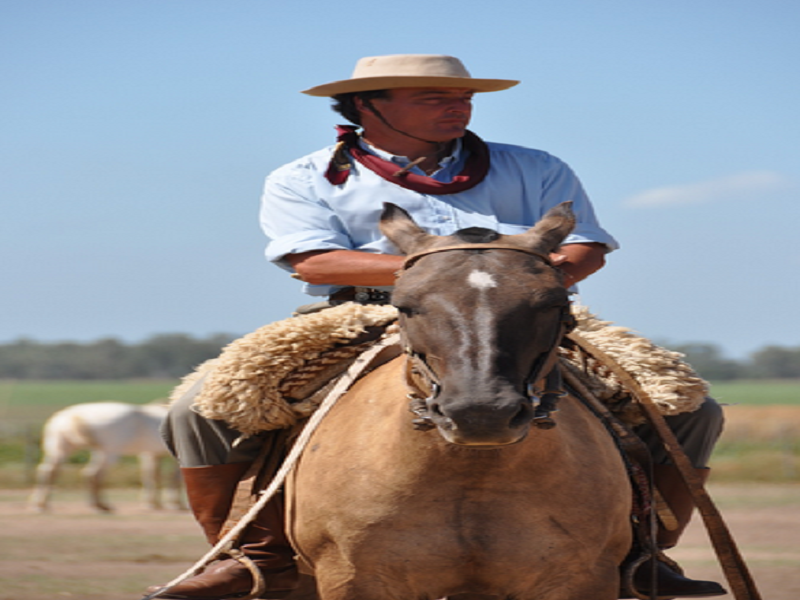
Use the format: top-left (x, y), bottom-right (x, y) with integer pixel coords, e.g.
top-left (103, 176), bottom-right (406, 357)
top-left (521, 396), bottom-right (633, 540)
top-left (288, 358), bottom-right (414, 539)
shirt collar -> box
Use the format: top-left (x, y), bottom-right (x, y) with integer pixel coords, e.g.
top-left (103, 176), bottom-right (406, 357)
top-left (357, 137), bottom-right (464, 172)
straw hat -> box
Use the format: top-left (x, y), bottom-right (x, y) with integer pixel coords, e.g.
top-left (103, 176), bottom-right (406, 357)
top-left (301, 54), bottom-right (519, 97)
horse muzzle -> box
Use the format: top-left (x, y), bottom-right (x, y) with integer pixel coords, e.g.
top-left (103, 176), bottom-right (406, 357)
top-left (425, 394), bottom-right (535, 446)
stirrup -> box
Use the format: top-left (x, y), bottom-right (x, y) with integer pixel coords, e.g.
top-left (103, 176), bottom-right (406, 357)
top-left (621, 550), bottom-right (727, 600)
top-left (227, 548), bottom-right (266, 600)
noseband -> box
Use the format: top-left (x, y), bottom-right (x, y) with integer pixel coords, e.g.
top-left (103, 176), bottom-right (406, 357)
top-left (399, 243), bottom-right (574, 431)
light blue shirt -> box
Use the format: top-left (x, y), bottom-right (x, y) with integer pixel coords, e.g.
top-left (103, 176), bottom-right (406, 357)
top-left (260, 137), bottom-right (619, 296)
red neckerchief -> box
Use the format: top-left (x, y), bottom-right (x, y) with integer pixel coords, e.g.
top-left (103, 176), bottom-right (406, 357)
top-left (324, 125), bottom-right (490, 195)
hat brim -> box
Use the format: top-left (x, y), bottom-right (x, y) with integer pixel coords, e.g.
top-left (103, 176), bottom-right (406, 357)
top-left (301, 76), bottom-right (520, 97)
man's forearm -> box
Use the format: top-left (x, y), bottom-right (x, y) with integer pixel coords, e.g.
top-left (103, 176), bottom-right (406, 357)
top-left (287, 250), bottom-right (405, 286)
top-left (288, 242), bottom-right (607, 289)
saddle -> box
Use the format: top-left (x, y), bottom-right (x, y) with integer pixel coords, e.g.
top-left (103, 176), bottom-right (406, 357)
top-left (175, 302), bottom-right (708, 437)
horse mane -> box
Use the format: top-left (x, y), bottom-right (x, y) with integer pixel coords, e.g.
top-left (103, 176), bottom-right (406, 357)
top-left (453, 227), bottom-right (501, 243)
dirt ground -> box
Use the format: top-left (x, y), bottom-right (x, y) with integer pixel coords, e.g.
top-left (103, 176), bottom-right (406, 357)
top-left (0, 483), bottom-right (797, 600)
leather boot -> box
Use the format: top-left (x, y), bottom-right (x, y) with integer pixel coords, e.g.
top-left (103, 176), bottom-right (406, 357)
top-left (183, 463), bottom-right (252, 544)
top-left (621, 465), bottom-right (727, 599)
top-left (147, 464), bottom-right (299, 600)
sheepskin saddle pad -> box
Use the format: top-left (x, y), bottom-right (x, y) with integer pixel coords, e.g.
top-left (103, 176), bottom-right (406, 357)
top-left (172, 302), bottom-right (708, 436)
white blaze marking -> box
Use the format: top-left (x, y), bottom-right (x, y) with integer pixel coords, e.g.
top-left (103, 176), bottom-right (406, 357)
top-left (435, 294), bottom-right (497, 376)
top-left (464, 270), bottom-right (498, 373)
top-left (468, 270), bottom-right (498, 290)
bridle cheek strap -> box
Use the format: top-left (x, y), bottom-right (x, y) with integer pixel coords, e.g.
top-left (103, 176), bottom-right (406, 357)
top-left (525, 305), bottom-right (576, 429)
top-left (404, 350), bottom-right (441, 432)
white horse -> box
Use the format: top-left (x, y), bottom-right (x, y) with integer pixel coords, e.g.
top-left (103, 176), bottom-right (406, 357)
top-left (28, 401), bottom-right (185, 513)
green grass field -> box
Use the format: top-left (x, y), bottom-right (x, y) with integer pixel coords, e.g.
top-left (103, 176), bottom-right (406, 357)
top-left (1, 378), bottom-right (798, 486)
top-left (0, 379), bottom-right (179, 426)
top-left (0, 378), bottom-right (797, 430)
top-left (708, 379), bottom-right (800, 406)
top-left (1, 378), bottom-right (797, 409)
top-left (0, 380), bottom-right (181, 489)
top-left (0, 379), bottom-right (179, 406)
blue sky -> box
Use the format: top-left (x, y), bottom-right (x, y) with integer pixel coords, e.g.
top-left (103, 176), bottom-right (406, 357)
top-left (2, 0), bottom-right (798, 359)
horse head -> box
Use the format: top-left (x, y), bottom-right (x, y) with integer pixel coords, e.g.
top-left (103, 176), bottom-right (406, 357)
top-left (380, 202), bottom-right (576, 447)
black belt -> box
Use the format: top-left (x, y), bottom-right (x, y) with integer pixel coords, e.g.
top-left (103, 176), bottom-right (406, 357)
top-left (329, 287), bottom-right (392, 305)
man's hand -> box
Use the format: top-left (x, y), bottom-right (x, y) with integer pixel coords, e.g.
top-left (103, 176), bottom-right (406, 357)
top-left (549, 242), bottom-right (607, 287)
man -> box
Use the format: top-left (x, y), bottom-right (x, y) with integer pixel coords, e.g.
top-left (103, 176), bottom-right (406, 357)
top-left (150, 54), bottom-right (725, 600)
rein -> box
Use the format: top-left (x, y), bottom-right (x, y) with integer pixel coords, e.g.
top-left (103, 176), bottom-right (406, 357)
top-left (566, 331), bottom-right (763, 600)
top-left (142, 335), bottom-right (400, 600)
top-left (400, 242), bottom-right (571, 430)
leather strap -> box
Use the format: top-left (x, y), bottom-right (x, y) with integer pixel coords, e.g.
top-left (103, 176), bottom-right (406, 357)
top-left (402, 243), bottom-right (553, 270)
top-left (329, 286), bottom-right (392, 305)
top-left (565, 330), bottom-right (763, 600)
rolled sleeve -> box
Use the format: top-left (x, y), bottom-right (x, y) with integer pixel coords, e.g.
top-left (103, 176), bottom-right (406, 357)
top-left (563, 214), bottom-right (620, 251)
top-left (260, 159), bottom-right (355, 270)
top-left (265, 229), bottom-right (352, 271)
top-left (541, 154), bottom-right (619, 251)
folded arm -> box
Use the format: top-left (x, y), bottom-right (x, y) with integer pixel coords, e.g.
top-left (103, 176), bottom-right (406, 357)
top-left (287, 242), bottom-right (607, 288)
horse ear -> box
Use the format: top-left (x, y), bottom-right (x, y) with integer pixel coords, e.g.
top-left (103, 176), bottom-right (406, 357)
top-left (379, 203), bottom-right (435, 254)
top-left (514, 201), bottom-right (576, 254)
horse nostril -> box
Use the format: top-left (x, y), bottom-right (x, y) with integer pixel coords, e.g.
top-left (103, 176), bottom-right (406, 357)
top-left (509, 401), bottom-right (534, 429)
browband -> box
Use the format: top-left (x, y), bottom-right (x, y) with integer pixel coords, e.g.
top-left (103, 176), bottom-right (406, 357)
top-left (401, 243), bottom-right (553, 271)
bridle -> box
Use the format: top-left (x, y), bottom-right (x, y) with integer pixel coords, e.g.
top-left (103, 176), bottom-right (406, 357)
top-left (401, 243), bottom-right (555, 270)
top-left (398, 243), bottom-right (575, 431)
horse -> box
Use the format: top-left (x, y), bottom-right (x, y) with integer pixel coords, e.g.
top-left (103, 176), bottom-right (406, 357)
top-left (285, 202), bottom-right (633, 600)
top-left (28, 401), bottom-right (185, 513)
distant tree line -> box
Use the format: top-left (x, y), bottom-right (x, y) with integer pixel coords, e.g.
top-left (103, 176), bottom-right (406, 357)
top-left (0, 334), bottom-right (236, 379)
top-left (667, 343), bottom-right (800, 380)
top-left (0, 335), bottom-right (797, 380)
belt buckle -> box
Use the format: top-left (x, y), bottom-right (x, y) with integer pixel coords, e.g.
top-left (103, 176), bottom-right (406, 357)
top-left (353, 288), bottom-right (391, 304)
top-left (354, 289), bottom-right (372, 303)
